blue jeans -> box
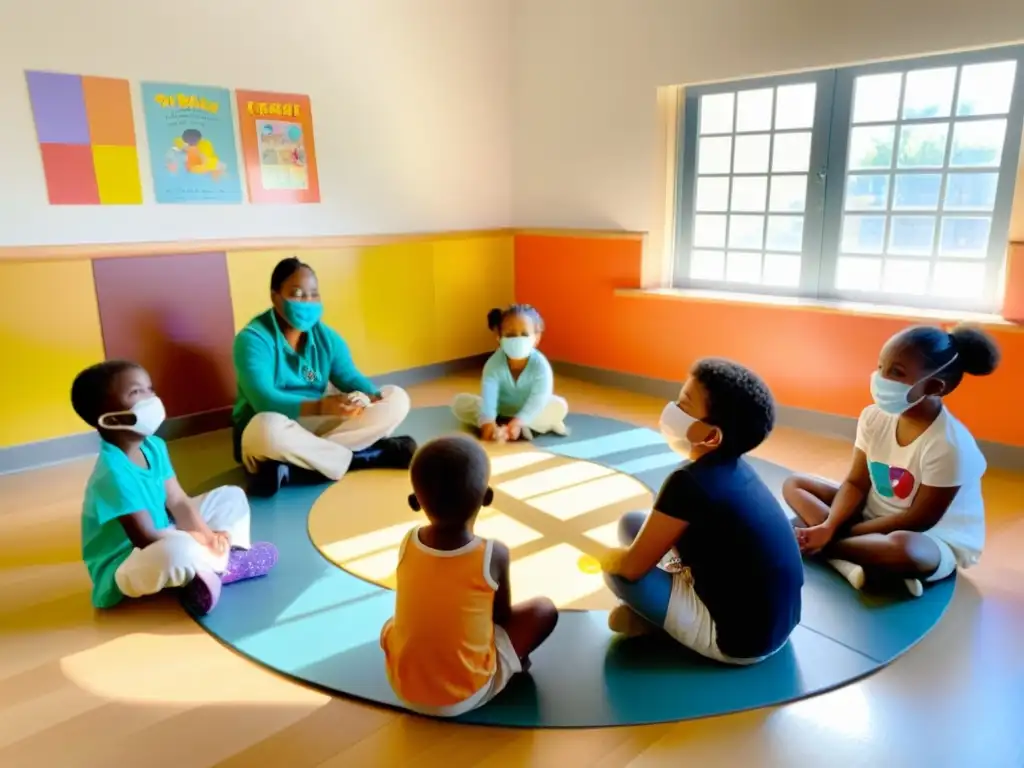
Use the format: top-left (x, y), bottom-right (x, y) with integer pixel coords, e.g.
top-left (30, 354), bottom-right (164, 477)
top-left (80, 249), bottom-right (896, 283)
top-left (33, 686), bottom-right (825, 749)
top-left (602, 511), bottom-right (673, 627)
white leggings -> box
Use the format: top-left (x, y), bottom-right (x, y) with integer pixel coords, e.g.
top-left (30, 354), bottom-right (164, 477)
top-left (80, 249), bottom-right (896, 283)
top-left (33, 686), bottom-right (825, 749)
top-left (113, 486), bottom-right (250, 599)
top-left (241, 385), bottom-right (411, 480)
top-left (451, 393), bottom-right (569, 434)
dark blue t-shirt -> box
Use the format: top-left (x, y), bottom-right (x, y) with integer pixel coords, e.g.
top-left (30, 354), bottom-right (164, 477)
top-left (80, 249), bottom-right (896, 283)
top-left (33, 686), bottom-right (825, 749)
top-left (654, 455), bottom-right (804, 658)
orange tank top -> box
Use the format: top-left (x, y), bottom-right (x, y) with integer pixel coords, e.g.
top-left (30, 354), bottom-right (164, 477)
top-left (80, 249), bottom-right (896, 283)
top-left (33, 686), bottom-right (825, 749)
top-left (380, 528), bottom-right (498, 708)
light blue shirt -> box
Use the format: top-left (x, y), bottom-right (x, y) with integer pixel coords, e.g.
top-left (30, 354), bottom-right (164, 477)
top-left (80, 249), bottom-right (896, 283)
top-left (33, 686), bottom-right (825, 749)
top-left (81, 436), bottom-right (175, 608)
top-left (479, 349), bottom-right (554, 425)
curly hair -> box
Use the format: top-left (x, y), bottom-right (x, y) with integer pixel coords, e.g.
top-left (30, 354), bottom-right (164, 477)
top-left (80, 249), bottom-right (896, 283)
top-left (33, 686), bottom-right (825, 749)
top-left (690, 358), bottom-right (776, 458)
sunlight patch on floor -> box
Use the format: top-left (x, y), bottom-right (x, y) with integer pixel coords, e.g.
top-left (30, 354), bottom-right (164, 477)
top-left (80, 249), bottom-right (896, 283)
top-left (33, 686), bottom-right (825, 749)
top-left (496, 460), bottom-right (614, 500)
top-left (583, 521), bottom-right (622, 548)
top-left (527, 474), bottom-right (649, 521)
top-left (489, 451), bottom-right (553, 477)
top-left (509, 543), bottom-right (606, 607)
top-left (320, 520), bottom-right (416, 563)
top-left (59, 633), bottom-right (331, 706)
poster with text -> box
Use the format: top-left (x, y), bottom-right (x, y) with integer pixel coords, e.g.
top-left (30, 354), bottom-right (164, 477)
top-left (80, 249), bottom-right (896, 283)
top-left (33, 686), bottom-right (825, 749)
top-left (235, 90), bottom-right (320, 204)
top-left (141, 82), bottom-right (243, 204)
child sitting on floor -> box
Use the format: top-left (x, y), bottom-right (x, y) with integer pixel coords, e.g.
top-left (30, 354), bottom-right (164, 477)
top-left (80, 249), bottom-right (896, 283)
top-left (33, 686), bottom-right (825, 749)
top-left (452, 304), bottom-right (569, 441)
top-left (73, 360), bottom-right (278, 615)
top-left (783, 324), bottom-right (998, 597)
top-left (380, 435), bottom-right (558, 716)
top-left (601, 359), bottom-right (804, 665)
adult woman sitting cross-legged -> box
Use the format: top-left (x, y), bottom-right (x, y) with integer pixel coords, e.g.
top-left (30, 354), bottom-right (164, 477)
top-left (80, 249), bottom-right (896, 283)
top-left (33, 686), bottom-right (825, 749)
top-left (232, 256), bottom-right (416, 497)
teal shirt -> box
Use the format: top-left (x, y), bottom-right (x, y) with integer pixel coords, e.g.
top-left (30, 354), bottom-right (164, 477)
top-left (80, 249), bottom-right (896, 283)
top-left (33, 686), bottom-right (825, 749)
top-left (81, 436), bottom-right (175, 608)
top-left (232, 309), bottom-right (379, 438)
top-left (480, 348), bottom-right (554, 425)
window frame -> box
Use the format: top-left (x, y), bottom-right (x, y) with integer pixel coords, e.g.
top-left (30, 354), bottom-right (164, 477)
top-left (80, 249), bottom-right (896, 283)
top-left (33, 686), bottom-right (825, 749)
top-left (673, 45), bottom-right (1024, 314)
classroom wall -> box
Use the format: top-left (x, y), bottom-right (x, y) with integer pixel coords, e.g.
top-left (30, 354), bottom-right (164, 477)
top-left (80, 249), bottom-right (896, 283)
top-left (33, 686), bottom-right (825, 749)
top-left (510, 0), bottom-right (1024, 234)
top-left (515, 234), bottom-right (1024, 447)
top-left (0, 235), bottom-right (515, 449)
top-left (0, 0), bottom-right (511, 246)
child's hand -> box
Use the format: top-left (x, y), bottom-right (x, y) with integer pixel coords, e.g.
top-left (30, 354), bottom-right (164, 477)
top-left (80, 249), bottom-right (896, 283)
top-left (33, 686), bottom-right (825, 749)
top-left (481, 422), bottom-right (499, 441)
top-left (320, 395), bottom-right (364, 419)
top-left (600, 547), bottom-right (628, 575)
top-left (189, 529), bottom-right (229, 557)
top-left (795, 523), bottom-right (834, 555)
top-left (506, 419), bottom-right (523, 441)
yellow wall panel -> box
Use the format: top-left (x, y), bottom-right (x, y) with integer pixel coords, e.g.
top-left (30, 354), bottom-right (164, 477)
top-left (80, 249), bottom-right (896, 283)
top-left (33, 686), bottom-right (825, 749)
top-left (358, 242), bottom-right (437, 375)
top-left (0, 261), bottom-right (105, 447)
top-left (226, 248), bottom-right (370, 369)
top-left (432, 236), bottom-right (515, 362)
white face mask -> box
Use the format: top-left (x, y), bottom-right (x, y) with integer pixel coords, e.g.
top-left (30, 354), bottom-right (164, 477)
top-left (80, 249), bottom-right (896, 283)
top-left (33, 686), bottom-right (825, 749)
top-left (659, 402), bottom-right (699, 456)
top-left (500, 335), bottom-right (536, 360)
top-left (98, 396), bottom-right (166, 436)
top-left (869, 354), bottom-right (957, 416)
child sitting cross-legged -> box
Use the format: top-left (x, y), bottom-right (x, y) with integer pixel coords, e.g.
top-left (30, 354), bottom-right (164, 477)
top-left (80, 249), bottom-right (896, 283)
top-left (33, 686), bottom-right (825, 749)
top-left (73, 360), bottom-right (278, 615)
top-left (601, 359), bottom-right (804, 665)
top-left (380, 435), bottom-right (558, 716)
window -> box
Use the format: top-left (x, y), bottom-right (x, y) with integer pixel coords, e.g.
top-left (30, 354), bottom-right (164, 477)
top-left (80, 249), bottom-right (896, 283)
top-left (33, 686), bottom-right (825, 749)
top-left (674, 47), bottom-right (1024, 312)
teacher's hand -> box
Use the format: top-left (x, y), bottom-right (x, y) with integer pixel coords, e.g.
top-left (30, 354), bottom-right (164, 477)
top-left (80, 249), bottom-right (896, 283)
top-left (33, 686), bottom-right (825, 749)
top-left (319, 395), bottom-right (364, 419)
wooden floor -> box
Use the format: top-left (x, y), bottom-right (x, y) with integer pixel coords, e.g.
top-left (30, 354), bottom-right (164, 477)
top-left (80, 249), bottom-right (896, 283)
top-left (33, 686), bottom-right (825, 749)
top-left (2, 375), bottom-right (1023, 768)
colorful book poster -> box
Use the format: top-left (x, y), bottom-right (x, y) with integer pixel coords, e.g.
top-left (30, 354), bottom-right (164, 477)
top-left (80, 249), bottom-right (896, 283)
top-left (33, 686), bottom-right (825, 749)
top-left (25, 71), bottom-right (143, 205)
top-left (235, 90), bottom-right (320, 204)
top-left (141, 82), bottom-right (242, 204)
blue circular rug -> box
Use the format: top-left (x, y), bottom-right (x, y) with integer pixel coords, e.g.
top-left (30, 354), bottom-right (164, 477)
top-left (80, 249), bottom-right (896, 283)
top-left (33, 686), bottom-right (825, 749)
top-left (183, 407), bottom-right (955, 727)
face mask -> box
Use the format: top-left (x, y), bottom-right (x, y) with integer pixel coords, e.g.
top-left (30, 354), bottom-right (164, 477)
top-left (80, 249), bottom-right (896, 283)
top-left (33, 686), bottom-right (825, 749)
top-left (870, 354), bottom-right (957, 416)
top-left (501, 336), bottom-right (535, 360)
top-left (282, 299), bottom-right (323, 332)
top-left (659, 402), bottom-right (699, 456)
top-left (98, 396), bottom-right (166, 437)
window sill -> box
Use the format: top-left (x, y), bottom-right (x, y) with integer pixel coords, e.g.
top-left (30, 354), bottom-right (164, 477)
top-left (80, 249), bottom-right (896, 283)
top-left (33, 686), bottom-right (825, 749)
top-left (615, 287), bottom-right (1022, 330)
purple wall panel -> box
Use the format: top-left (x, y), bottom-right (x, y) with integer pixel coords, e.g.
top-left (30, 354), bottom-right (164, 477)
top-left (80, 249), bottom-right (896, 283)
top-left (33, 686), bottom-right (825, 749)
top-left (92, 252), bottom-right (237, 418)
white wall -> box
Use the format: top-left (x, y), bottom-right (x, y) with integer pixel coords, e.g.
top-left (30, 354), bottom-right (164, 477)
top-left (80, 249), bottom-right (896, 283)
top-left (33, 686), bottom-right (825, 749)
top-left (511, 0), bottom-right (1024, 233)
top-left (0, 0), bottom-right (511, 246)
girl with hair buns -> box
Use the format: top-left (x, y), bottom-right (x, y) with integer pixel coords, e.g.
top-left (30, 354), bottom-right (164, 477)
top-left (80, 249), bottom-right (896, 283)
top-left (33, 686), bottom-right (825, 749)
top-left (783, 324), bottom-right (1000, 597)
top-left (452, 304), bottom-right (569, 441)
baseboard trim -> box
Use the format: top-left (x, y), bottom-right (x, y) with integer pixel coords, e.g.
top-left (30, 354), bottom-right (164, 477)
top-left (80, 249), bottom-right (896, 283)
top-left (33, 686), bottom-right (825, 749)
top-left (0, 354), bottom-right (489, 476)
top-left (553, 360), bottom-right (1024, 472)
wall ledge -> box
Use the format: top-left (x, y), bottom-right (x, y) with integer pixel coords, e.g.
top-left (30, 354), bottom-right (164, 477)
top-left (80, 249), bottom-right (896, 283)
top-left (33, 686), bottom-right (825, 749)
top-left (616, 287), bottom-right (1023, 332)
top-left (0, 228), bottom-right (648, 263)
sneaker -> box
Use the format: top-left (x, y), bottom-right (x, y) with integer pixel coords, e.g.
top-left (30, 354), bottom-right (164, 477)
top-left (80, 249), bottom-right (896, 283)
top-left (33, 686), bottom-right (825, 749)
top-left (549, 422), bottom-right (570, 437)
top-left (180, 570), bottom-right (221, 616)
top-left (221, 542), bottom-right (279, 585)
top-left (828, 558), bottom-right (866, 591)
top-left (350, 436), bottom-right (418, 471)
top-left (608, 605), bottom-right (658, 638)
top-left (904, 578), bottom-right (924, 598)
top-left (246, 461), bottom-right (290, 498)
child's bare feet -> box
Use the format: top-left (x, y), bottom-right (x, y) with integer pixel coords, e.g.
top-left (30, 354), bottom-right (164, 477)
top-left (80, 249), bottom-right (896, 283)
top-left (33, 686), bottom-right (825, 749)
top-left (608, 605), bottom-right (659, 637)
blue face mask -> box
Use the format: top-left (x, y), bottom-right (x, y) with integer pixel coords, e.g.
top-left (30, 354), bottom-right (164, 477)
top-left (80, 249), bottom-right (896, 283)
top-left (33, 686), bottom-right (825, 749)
top-left (501, 335), bottom-right (535, 360)
top-left (870, 353), bottom-right (957, 415)
top-left (281, 299), bottom-right (323, 332)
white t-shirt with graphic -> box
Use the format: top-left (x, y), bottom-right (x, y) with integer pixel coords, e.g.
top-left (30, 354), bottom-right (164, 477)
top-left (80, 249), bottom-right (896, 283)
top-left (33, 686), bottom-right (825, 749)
top-left (854, 404), bottom-right (986, 566)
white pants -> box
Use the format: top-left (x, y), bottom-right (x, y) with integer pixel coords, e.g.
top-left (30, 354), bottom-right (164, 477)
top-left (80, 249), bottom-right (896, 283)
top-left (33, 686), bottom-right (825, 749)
top-left (451, 393), bottom-right (569, 434)
top-left (664, 568), bottom-right (772, 666)
top-left (241, 385), bottom-right (411, 480)
top-left (113, 486), bottom-right (251, 599)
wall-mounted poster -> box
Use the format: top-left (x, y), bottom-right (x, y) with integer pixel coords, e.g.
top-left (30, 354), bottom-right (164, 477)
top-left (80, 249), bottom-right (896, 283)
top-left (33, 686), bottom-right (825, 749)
top-left (25, 70), bottom-right (143, 205)
top-left (141, 82), bottom-right (243, 204)
top-left (235, 90), bottom-right (320, 204)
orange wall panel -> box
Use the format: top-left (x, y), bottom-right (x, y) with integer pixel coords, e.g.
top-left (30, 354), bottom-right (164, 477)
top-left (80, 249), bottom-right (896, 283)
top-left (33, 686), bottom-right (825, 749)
top-left (515, 234), bottom-right (1024, 447)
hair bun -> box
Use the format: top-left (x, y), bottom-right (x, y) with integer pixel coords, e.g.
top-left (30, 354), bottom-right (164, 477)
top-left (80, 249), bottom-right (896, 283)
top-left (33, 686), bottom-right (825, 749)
top-left (950, 324), bottom-right (1000, 377)
top-left (486, 308), bottom-right (503, 331)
